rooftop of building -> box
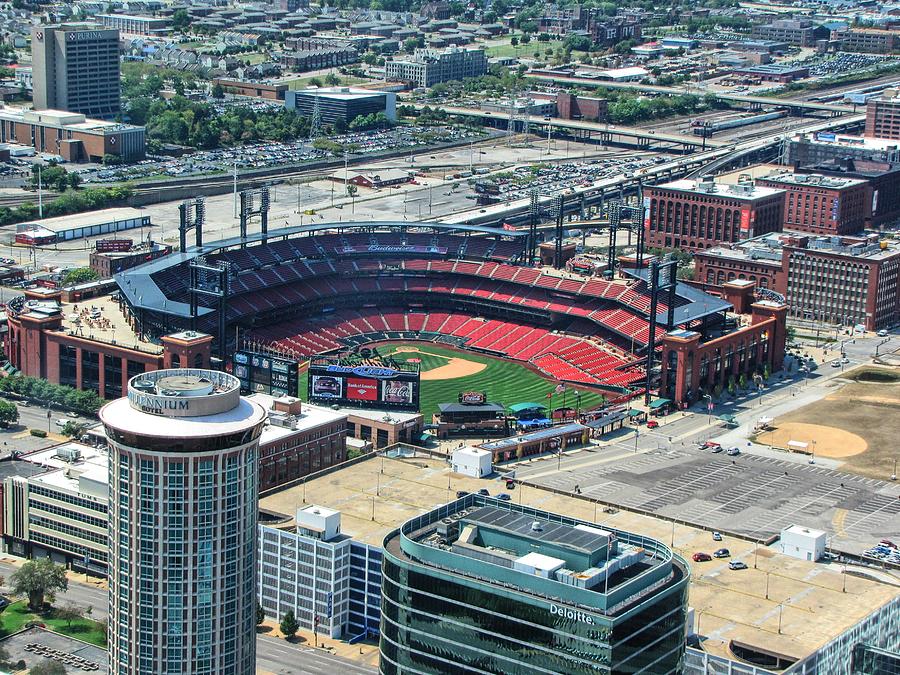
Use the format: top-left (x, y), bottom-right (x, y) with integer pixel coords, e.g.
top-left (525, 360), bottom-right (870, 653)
top-left (736, 63), bottom-right (809, 73)
top-left (99, 369), bottom-right (267, 438)
top-left (340, 406), bottom-right (422, 424)
top-left (91, 241), bottom-right (170, 260)
top-left (698, 230), bottom-right (900, 262)
top-left (653, 178), bottom-right (784, 200)
top-left (793, 131), bottom-right (900, 151)
top-left (292, 85), bottom-right (386, 100)
top-left (0, 108), bottom-right (141, 134)
top-left (17, 207), bottom-right (147, 233)
top-left (53, 294), bottom-right (164, 356)
top-left (248, 393), bottom-right (348, 445)
top-left (25, 442), bottom-right (109, 496)
top-left (757, 170), bottom-right (867, 189)
top-left (258, 452), bottom-right (899, 663)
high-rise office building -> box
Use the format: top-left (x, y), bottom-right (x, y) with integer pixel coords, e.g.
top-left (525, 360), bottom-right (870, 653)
top-left (31, 23), bottom-right (121, 120)
top-left (380, 497), bottom-right (690, 674)
top-left (101, 369), bottom-right (267, 675)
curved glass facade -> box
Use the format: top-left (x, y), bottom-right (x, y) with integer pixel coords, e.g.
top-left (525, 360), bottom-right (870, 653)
top-left (379, 499), bottom-right (689, 675)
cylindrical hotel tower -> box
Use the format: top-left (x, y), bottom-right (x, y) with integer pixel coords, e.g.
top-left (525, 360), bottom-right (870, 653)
top-left (101, 369), bottom-right (267, 675)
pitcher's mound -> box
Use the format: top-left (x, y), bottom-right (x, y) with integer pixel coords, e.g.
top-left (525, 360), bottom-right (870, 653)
top-left (757, 422), bottom-right (867, 458)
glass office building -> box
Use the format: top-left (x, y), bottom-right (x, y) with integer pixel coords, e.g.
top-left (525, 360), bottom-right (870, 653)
top-left (101, 369), bottom-right (266, 675)
top-left (380, 497), bottom-right (690, 674)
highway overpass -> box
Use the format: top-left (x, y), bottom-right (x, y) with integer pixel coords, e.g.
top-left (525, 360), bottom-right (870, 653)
top-left (438, 112), bottom-right (866, 229)
top-left (410, 103), bottom-right (727, 150)
top-left (524, 73), bottom-right (855, 115)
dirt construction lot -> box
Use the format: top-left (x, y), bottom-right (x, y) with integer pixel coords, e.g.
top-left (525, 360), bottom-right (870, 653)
top-left (758, 366), bottom-right (900, 479)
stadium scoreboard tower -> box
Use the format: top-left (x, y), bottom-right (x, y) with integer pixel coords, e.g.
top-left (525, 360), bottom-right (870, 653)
top-left (233, 349), bottom-right (300, 397)
top-left (307, 355), bottom-right (420, 412)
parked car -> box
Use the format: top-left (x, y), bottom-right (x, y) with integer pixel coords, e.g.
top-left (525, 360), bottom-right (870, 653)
top-left (831, 360), bottom-right (841, 368)
top-left (54, 419), bottom-right (67, 427)
top-left (713, 548), bottom-right (730, 558)
top-left (726, 447), bottom-right (740, 456)
top-left (456, 491), bottom-right (470, 499)
top-left (729, 561), bottom-right (748, 570)
top-left (477, 488), bottom-right (490, 496)
top-left (646, 420), bottom-right (659, 429)
top-left (497, 493), bottom-right (511, 501)
top-left (692, 552), bottom-right (712, 562)
top-left (505, 480), bottom-right (516, 489)
top-left (67, 411), bottom-right (79, 418)
top-left (711, 444), bottom-right (724, 453)
top-left (712, 531), bottom-right (723, 541)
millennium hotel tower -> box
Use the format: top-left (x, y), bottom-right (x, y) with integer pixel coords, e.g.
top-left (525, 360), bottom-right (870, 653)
top-left (100, 369), bottom-right (266, 674)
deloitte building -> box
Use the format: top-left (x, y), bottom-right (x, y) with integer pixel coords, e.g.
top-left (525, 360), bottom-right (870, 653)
top-left (380, 497), bottom-right (690, 674)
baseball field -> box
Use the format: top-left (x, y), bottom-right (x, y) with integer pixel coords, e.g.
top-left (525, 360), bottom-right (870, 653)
top-left (299, 342), bottom-right (609, 420)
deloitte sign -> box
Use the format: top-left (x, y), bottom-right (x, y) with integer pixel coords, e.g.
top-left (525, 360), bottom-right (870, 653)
top-left (549, 604), bottom-right (596, 625)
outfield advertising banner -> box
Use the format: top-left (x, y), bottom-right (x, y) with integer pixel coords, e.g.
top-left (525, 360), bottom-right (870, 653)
top-left (308, 361), bottom-right (420, 412)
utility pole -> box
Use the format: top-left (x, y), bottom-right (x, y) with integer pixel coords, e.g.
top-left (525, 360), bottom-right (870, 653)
top-left (37, 165), bottom-right (43, 219)
top-left (232, 160), bottom-right (238, 219)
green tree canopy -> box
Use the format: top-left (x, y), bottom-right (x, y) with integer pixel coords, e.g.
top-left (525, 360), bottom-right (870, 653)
top-left (10, 558), bottom-right (68, 610)
top-left (62, 267), bottom-right (99, 285)
top-left (280, 610), bottom-right (299, 639)
top-left (0, 399), bottom-right (18, 427)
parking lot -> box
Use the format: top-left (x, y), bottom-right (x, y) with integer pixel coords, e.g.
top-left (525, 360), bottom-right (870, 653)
top-left (517, 444), bottom-right (900, 556)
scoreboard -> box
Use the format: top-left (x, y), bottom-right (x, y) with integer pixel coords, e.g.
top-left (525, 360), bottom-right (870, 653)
top-left (307, 360), bottom-right (420, 412)
top-left (233, 350), bottom-right (299, 397)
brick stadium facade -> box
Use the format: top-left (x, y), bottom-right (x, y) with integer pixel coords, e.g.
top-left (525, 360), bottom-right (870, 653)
top-left (660, 294), bottom-right (787, 405)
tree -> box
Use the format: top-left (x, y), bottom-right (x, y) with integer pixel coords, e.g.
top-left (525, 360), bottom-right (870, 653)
top-left (10, 558), bottom-right (68, 610)
top-left (61, 421), bottom-right (84, 438)
top-left (521, 33), bottom-right (531, 45)
top-left (0, 399), bottom-right (17, 428)
top-left (172, 8), bottom-right (190, 31)
top-left (211, 82), bottom-right (225, 99)
top-left (28, 663), bottom-right (67, 675)
top-left (280, 610), bottom-right (299, 640)
top-left (256, 601), bottom-right (265, 627)
top-left (62, 268), bottom-right (99, 286)
top-left (346, 184), bottom-right (358, 199)
top-left (56, 603), bottom-right (84, 628)
top-left (510, 36), bottom-right (519, 47)
top-left (324, 73), bottom-right (340, 86)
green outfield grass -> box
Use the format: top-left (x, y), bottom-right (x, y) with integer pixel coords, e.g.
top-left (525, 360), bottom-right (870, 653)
top-left (299, 342), bottom-right (607, 420)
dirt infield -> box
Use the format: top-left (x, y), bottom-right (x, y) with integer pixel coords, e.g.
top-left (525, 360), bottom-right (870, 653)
top-left (761, 366), bottom-right (900, 478)
top-left (390, 346), bottom-right (486, 381)
top-left (757, 422), bottom-right (867, 458)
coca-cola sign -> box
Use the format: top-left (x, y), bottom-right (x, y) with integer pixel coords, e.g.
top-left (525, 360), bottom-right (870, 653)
top-left (459, 391), bottom-right (486, 405)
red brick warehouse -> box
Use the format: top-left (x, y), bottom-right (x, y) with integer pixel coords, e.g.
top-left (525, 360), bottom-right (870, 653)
top-left (644, 177), bottom-right (785, 252)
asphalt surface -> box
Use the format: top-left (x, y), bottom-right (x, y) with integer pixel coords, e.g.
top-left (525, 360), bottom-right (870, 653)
top-left (0, 561), bottom-right (378, 675)
top-left (514, 334), bottom-right (900, 556)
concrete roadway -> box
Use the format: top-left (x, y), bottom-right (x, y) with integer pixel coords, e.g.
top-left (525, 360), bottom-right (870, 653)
top-left (523, 72), bottom-right (854, 114)
top-left (0, 561), bottom-right (378, 675)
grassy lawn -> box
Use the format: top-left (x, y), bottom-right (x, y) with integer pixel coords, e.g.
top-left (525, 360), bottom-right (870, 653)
top-left (485, 40), bottom-right (566, 59)
top-left (299, 341), bottom-right (607, 420)
top-left (285, 74), bottom-right (369, 90)
top-left (0, 601), bottom-right (107, 647)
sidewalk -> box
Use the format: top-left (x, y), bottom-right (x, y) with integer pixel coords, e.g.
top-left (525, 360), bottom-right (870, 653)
top-left (259, 619), bottom-right (380, 669)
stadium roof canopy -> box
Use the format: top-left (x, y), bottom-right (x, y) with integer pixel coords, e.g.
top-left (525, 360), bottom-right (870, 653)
top-left (116, 221), bottom-right (528, 318)
top-left (621, 268), bottom-right (732, 325)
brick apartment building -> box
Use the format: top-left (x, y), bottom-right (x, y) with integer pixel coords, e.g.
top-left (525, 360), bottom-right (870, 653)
top-left (0, 108), bottom-right (145, 162)
top-left (538, 9), bottom-right (641, 47)
top-left (865, 90), bottom-right (900, 140)
top-left (796, 158), bottom-right (900, 228)
top-left (755, 171), bottom-right (868, 236)
top-left (212, 79), bottom-right (288, 101)
top-left (694, 232), bottom-right (900, 330)
top-left (555, 91), bottom-right (608, 122)
top-left (644, 177), bottom-right (785, 252)
top-left (751, 19), bottom-right (829, 47)
top-left (830, 27), bottom-right (899, 54)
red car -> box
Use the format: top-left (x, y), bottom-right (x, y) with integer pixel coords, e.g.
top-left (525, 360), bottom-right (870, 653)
top-left (646, 420), bottom-right (659, 429)
top-left (692, 552), bottom-right (712, 562)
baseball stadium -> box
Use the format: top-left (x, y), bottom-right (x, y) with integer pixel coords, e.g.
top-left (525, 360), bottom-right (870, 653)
top-left (113, 220), bottom-right (779, 414)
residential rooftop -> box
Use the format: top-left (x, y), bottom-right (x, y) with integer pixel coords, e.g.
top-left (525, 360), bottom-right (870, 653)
top-left (758, 171), bottom-right (867, 189)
